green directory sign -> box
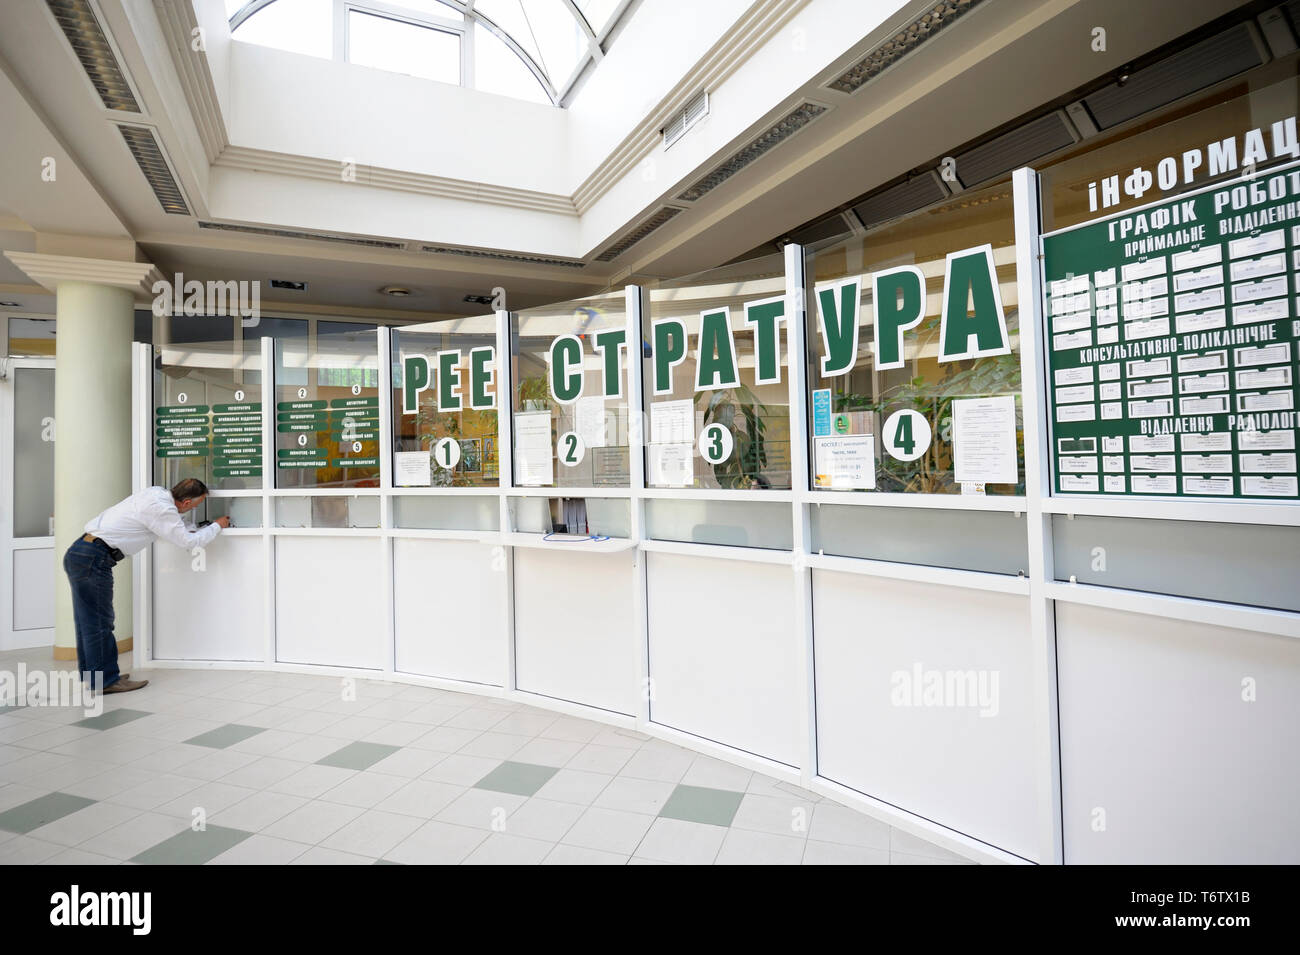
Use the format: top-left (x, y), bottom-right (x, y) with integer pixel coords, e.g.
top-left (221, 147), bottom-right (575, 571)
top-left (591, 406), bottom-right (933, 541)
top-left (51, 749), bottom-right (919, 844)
top-left (1040, 161), bottom-right (1300, 500)
top-left (155, 399), bottom-right (263, 477)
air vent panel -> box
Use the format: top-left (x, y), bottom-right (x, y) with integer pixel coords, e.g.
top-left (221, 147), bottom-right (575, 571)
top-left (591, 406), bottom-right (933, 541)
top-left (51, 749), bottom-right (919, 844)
top-left (46, 0), bottom-right (141, 112)
top-left (827, 0), bottom-right (986, 95)
top-left (197, 221), bottom-right (405, 249)
top-left (788, 215), bottom-right (853, 250)
top-left (851, 173), bottom-right (948, 231)
top-left (421, 246), bottom-right (586, 268)
top-left (117, 125), bottom-right (189, 215)
top-left (596, 207), bottom-right (684, 262)
top-left (677, 102), bottom-right (828, 202)
top-left (1083, 24), bottom-right (1263, 130)
top-left (952, 111), bottom-right (1075, 188)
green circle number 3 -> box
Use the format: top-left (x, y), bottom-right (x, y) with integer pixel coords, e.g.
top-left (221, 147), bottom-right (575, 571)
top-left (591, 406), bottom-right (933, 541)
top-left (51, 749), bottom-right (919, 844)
top-left (698, 424), bottom-right (733, 464)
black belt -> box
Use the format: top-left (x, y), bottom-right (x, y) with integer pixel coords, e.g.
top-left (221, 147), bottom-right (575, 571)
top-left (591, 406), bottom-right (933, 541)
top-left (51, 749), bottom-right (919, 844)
top-left (82, 533), bottom-right (125, 563)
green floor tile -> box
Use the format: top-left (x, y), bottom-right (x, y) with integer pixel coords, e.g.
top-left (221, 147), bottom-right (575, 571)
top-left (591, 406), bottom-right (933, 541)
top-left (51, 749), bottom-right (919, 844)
top-left (183, 724), bottom-right (266, 749)
top-left (474, 761), bottom-right (559, 797)
top-left (0, 791), bottom-right (97, 834)
top-left (659, 785), bottom-right (745, 827)
top-left (131, 824), bottom-right (252, 865)
top-left (374, 859), bottom-right (404, 865)
top-left (74, 707), bottom-right (151, 730)
top-left (316, 741), bottom-right (401, 771)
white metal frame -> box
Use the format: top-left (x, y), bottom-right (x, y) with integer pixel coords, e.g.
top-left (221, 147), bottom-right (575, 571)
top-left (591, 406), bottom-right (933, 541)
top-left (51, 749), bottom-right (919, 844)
top-left (131, 165), bottom-right (1300, 866)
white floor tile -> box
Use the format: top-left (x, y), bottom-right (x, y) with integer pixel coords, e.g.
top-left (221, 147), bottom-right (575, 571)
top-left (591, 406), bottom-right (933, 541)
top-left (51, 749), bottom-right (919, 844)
top-left (634, 818), bottom-right (726, 864)
top-left (207, 834), bottom-right (310, 865)
top-left (565, 743), bottom-right (634, 775)
top-left (808, 802), bottom-right (891, 850)
top-left (209, 790), bottom-right (308, 832)
top-left (714, 828), bottom-right (805, 865)
top-left (592, 776), bottom-right (676, 815)
top-left (267, 764), bottom-right (357, 799)
top-left (619, 746), bottom-right (693, 783)
top-left (383, 819), bottom-right (488, 864)
top-left (680, 755), bottom-right (754, 791)
top-left (561, 806), bottom-right (654, 855)
top-left (318, 771), bottom-right (409, 809)
top-left (263, 800), bottom-right (364, 844)
top-left (456, 731), bottom-right (529, 760)
top-left (320, 809), bottom-right (424, 857)
top-left (890, 826), bottom-right (969, 861)
top-left (28, 800), bottom-right (142, 847)
top-left (0, 835), bottom-right (65, 863)
top-left (541, 843), bottom-right (627, 865)
top-left (802, 839), bottom-right (890, 865)
top-left (533, 769), bottom-right (612, 806)
top-left (435, 788), bottom-right (526, 830)
top-left (78, 811), bottom-right (191, 861)
top-left (462, 832), bottom-right (552, 865)
top-left (375, 779), bottom-right (466, 818)
top-left (419, 753), bottom-right (501, 786)
top-left (366, 747), bottom-right (448, 779)
top-left (730, 793), bottom-right (816, 838)
top-left (289, 845), bottom-right (376, 865)
top-left (500, 797), bottom-right (585, 842)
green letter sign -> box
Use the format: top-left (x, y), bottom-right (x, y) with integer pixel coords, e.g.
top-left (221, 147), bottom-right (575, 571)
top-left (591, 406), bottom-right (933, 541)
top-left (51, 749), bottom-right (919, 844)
top-left (939, 244), bottom-right (1009, 362)
top-left (872, 266), bottom-right (926, 370)
top-left (817, 279), bottom-right (860, 377)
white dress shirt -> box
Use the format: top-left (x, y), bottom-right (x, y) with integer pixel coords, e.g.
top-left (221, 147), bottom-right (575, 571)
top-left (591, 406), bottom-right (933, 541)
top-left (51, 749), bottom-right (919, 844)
top-left (84, 486), bottom-right (222, 555)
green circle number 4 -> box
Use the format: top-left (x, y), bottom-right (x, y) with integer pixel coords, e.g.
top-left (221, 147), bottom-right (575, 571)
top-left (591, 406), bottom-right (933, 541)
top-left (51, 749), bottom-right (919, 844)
top-left (699, 424), bottom-right (734, 464)
top-left (558, 431), bottom-right (586, 466)
top-left (434, 436), bottom-right (460, 469)
top-left (882, 409), bottom-right (931, 462)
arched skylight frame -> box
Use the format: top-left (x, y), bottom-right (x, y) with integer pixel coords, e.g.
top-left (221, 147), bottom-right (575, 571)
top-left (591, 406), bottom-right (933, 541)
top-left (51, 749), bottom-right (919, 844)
top-left (227, 0), bottom-right (637, 106)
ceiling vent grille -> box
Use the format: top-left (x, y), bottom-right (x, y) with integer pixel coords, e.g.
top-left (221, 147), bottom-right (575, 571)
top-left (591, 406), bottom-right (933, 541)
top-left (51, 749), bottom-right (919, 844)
top-left (116, 125), bottom-right (189, 215)
top-left (662, 91), bottom-right (710, 149)
top-left (197, 221), bottom-right (405, 250)
top-left (827, 0), bottom-right (985, 95)
top-left (595, 207), bottom-right (684, 262)
top-left (851, 172), bottom-right (948, 231)
top-left (951, 111), bottom-right (1076, 189)
top-left (421, 246), bottom-right (586, 269)
top-left (677, 102), bottom-right (828, 203)
top-left (1082, 24), bottom-right (1263, 130)
top-left (46, 0), bottom-right (141, 112)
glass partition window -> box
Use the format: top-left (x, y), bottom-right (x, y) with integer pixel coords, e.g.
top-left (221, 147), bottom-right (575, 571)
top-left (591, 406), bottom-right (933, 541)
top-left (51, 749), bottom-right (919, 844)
top-left (391, 316), bottom-right (499, 488)
top-left (510, 291), bottom-right (631, 489)
top-left (154, 339), bottom-right (264, 491)
top-left (644, 255), bottom-right (792, 490)
top-left (7, 317), bottom-right (55, 357)
top-left (13, 367), bottom-right (54, 537)
top-left (807, 181), bottom-right (1024, 496)
top-left (275, 326), bottom-right (380, 488)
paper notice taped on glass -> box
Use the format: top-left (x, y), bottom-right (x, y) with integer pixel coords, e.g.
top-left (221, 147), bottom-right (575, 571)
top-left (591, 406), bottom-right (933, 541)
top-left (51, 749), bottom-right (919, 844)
top-left (394, 450), bottom-right (431, 486)
top-left (514, 411), bottom-right (553, 486)
top-left (650, 399), bottom-right (694, 444)
top-left (813, 435), bottom-right (875, 489)
top-left (953, 395), bottom-right (1018, 485)
top-left (648, 443), bottom-right (693, 487)
top-left (575, 395), bottom-right (609, 449)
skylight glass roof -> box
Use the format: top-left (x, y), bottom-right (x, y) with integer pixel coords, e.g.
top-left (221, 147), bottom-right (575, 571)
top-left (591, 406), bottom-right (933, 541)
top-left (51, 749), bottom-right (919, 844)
top-left (226, 0), bottom-right (636, 106)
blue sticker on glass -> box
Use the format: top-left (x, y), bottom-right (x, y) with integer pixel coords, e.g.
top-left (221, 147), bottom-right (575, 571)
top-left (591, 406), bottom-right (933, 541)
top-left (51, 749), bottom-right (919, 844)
top-left (813, 388), bottom-right (832, 437)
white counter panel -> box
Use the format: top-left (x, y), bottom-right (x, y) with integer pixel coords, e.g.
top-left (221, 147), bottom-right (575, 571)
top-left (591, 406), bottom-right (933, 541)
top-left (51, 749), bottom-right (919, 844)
top-left (152, 536), bottom-right (265, 662)
top-left (275, 536), bottom-right (383, 670)
top-left (394, 538), bottom-right (506, 686)
top-left (812, 569), bottom-right (1038, 860)
top-left (512, 546), bottom-right (637, 715)
top-left (646, 551), bottom-right (801, 766)
top-left (1057, 602), bottom-right (1300, 864)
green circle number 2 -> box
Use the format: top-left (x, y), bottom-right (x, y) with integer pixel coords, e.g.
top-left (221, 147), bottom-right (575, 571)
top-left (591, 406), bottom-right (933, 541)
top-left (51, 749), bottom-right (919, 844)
top-left (558, 431), bottom-right (586, 466)
top-left (699, 424), bottom-right (733, 464)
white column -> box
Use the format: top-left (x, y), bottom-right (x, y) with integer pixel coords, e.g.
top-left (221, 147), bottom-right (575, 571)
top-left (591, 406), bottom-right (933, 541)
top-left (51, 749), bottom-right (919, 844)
top-left (4, 253), bottom-right (159, 658)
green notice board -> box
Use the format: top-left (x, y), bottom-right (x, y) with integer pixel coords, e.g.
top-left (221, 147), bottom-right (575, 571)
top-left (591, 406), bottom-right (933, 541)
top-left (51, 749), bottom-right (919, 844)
top-left (1041, 163), bottom-right (1300, 500)
top-left (154, 401), bottom-right (263, 476)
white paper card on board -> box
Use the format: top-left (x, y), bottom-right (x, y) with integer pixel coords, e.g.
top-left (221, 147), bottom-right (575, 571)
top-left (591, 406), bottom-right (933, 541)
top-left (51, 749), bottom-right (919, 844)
top-left (574, 395), bottom-right (609, 449)
top-left (648, 443), bottom-right (693, 487)
top-left (650, 399), bottom-right (694, 444)
top-left (953, 395), bottom-right (1017, 485)
top-left (813, 435), bottom-right (876, 489)
top-left (514, 411), bottom-right (553, 486)
top-left (394, 450), bottom-right (431, 487)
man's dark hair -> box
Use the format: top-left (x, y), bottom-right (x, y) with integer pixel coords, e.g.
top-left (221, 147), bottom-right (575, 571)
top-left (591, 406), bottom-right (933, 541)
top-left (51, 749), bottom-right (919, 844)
top-left (171, 478), bottom-right (209, 503)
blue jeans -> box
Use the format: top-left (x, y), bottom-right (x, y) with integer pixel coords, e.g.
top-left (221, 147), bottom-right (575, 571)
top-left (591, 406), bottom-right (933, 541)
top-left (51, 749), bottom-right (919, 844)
top-left (63, 538), bottom-right (120, 690)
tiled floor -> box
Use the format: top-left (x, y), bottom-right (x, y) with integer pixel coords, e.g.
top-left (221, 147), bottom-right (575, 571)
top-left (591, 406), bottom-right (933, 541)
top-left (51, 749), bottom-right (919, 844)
top-left (0, 647), bottom-right (973, 865)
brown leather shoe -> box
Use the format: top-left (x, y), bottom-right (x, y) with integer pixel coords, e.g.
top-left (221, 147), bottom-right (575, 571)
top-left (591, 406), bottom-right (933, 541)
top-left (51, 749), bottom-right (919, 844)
top-left (103, 679), bottom-right (148, 694)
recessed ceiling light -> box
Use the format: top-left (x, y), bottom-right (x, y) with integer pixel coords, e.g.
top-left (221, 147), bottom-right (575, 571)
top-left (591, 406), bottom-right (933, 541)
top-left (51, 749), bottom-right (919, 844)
top-left (0, 301), bottom-right (21, 308)
top-left (463, 294), bottom-right (495, 305)
top-left (380, 286), bottom-right (412, 297)
top-left (269, 279), bottom-right (306, 291)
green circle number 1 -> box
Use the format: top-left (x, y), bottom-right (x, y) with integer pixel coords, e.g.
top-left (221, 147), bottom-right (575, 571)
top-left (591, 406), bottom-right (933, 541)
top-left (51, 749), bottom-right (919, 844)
top-left (434, 436), bottom-right (460, 469)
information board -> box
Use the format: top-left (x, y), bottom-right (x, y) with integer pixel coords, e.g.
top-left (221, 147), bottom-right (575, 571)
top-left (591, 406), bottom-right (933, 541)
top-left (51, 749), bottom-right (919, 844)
top-left (155, 400), bottom-right (263, 479)
top-left (1041, 162), bottom-right (1300, 500)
